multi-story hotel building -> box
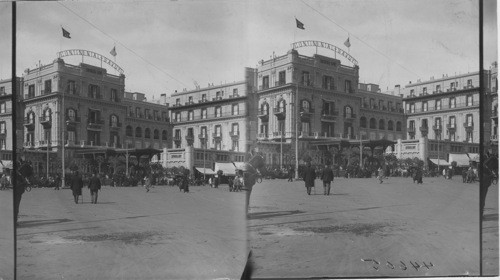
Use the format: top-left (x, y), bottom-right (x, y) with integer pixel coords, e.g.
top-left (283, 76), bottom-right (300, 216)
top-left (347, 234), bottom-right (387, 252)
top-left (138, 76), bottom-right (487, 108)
top-left (166, 68), bottom-right (257, 173)
top-left (396, 69), bottom-right (495, 167)
top-left (358, 83), bottom-right (405, 141)
top-left (487, 62), bottom-right (498, 150)
top-left (21, 57), bottom-right (170, 175)
top-left (254, 49), bottom-right (404, 167)
top-left (0, 77), bottom-right (22, 170)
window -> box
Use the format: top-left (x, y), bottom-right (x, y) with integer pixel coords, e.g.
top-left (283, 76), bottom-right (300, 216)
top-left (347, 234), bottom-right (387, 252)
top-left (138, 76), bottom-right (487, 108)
top-left (232, 139), bottom-right (239, 152)
top-left (216, 91), bottom-right (223, 99)
top-left (388, 101), bottom-right (393, 110)
top-left (68, 80), bottom-right (76, 95)
top-left (301, 100), bottom-right (310, 112)
top-left (28, 84), bottom-right (35, 98)
top-left (88, 109), bottom-right (100, 124)
top-left (370, 98), bottom-right (375, 108)
top-left (379, 119), bottom-right (385, 130)
top-left (344, 106), bottom-right (353, 118)
top-left (126, 125), bottom-right (133, 137)
top-left (449, 116), bottom-right (456, 128)
top-left (0, 139), bottom-right (5, 150)
top-left (360, 117), bottom-right (367, 128)
top-left (435, 100), bottom-right (441, 110)
top-left (175, 98), bottom-right (180, 106)
top-left (232, 123), bottom-right (239, 135)
top-left (435, 117), bottom-right (442, 131)
top-left (450, 82), bottom-right (457, 91)
top-left (423, 87), bottom-right (427, 94)
top-left (262, 76), bottom-right (269, 89)
top-left (467, 79), bottom-right (473, 87)
top-left (388, 120), bottom-right (394, 130)
top-left (154, 129), bottom-right (159, 140)
top-left (370, 118), bottom-right (377, 129)
top-left (277, 100), bottom-right (286, 112)
top-left (43, 108), bottom-right (51, 121)
top-left (0, 102), bottom-right (5, 114)
top-left (410, 103), bottom-right (415, 113)
top-left (215, 106), bottom-right (222, 117)
top-left (422, 119), bottom-right (428, 128)
top-left (110, 89), bottom-right (117, 101)
top-left (233, 88), bottom-right (239, 96)
top-left (188, 96), bottom-right (193, 104)
top-left (110, 115), bottom-right (118, 127)
top-left (145, 128), bottom-right (151, 139)
top-left (232, 104), bottom-right (239, 115)
top-left (301, 72), bottom-right (310, 86)
top-left (466, 95), bottom-right (473, 106)
top-left (44, 80), bottom-right (52, 94)
top-left (396, 121), bottom-right (402, 132)
top-left (135, 107), bottom-right (141, 118)
top-left (202, 94), bottom-right (207, 102)
top-left (214, 125), bottom-right (222, 137)
top-left (200, 127), bottom-right (207, 138)
top-left (188, 110), bottom-right (194, 121)
top-left (410, 89), bottom-right (414, 97)
top-left (278, 71), bottom-right (286, 85)
top-left (436, 85), bottom-right (441, 93)
top-left (449, 97), bottom-right (456, 108)
top-left (0, 122), bottom-right (5, 134)
top-left (88, 84), bottom-right (99, 99)
top-left (301, 122), bottom-right (310, 136)
top-left (379, 100), bottom-right (384, 109)
top-left (322, 75), bottom-right (334, 90)
top-left (0, 87), bottom-right (4, 95)
top-left (422, 101), bottom-right (428, 112)
top-left (466, 114), bottom-right (473, 126)
top-left (201, 108), bottom-right (207, 119)
top-left (345, 80), bottom-right (352, 93)
top-left (135, 127), bottom-right (142, 138)
top-left (261, 103), bottom-right (269, 115)
top-left (145, 109), bottom-right (151, 119)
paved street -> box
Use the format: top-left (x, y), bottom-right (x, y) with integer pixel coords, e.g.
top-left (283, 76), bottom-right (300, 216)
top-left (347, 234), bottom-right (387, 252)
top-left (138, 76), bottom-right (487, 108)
top-left (248, 176), bottom-right (480, 278)
top-left (17, 185), bottom-right (247, 280)
top-left (482, 181), bottom-right (499, 276)
top-left (0, 190), bottom-right (13, 280)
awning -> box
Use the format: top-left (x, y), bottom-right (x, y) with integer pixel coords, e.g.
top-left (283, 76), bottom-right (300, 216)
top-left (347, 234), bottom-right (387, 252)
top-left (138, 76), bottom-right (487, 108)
top-left (429, 158), bottom-right (450, 166)
top-left (195, 167), bottom-right (216, 175)
top-left (467, 153), bottom-right (480, 162)
top-left (214, 162), bottom-right (245, 176)
top-left (448, 153), bottom-right (471, 167)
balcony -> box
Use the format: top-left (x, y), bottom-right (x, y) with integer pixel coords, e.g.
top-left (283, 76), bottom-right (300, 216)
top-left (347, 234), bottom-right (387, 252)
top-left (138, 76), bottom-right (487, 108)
top-left (446, 123), bottom-right (456, 131)
top-left (0, 129), bottom-right (6, 138)
top-left (110, 122), bottom-right (122, 131)
top-left (408, 127), bottom-right (416, 134)
top-left (463, 122), bottom-right (474, 130)
top-left (491, 134), bottom-right (499, 141)
top-left (212, 133), bottom-right (222, 139)
top-left (320, 110), bottom-right (339, 122)
top-left (24, 141), bottom-right (35, 148)
top-left (185, 134), bottom-right (194, 143)
top-left (257, 133), bottom-right (268, 139)
top-left (341, 134), bottom-right (356, 140)
top-left (230, 130), bottom-right (240, 138)
top-left (87, 119), bottom-right (105, 131)
top-left (212, 96), bottom-right (223, 101)
top-left (273, 107), bottom-right (286, 119)
top-left (275, 80), bottom-right (286, 87)
top-left (173, 135), bottom-right (182, 142)
top-left (343, 113), bottom-right (356, 120)
top-left (24, 117), bottom-right (35, 130)
top-left (258, 109), bottom-right (270, 122)
top-left (39, 116), bottom-right (52, 128)
top-left (66, 116), bottom-right (81, 125)
top-left (419, 126), bottom-right (429, 134)
top-left (299, 107), bottom-right (314, 121)
top-left (299, 131), bottom-right (312, 138)
top-left (198, 134), bottom-right (208, 141)
top-left (272, 131), bottom-right (285, 139)
top-left (432, 125), bottom-right (442, 131)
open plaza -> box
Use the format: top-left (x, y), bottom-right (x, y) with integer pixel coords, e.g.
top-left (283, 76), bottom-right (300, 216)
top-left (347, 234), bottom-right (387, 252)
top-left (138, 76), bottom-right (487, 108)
top-left (16, 184), bottom-right (247, 280)
top-left (247, 176), bottom-right (494, 278)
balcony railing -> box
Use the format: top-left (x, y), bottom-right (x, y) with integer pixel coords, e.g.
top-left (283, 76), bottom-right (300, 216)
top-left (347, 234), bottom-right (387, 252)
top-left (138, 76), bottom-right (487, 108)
top-left (212, 133), bottom-right (222, 139)
top-left (0, 129), bottom-right (6, 136)
top-left (343, 113), bottom-right (356, 119)
top-left (321, 110), bottom-right (339, 121)
top-left (66, 116), bottom-right (81, 123)
top-left (419, 126), bottom-right (429, 132)
top-left (432, 125), bottom-right (442, 131)
top-left (463, 122), bottom-right (474, 129)
top-left (185, 134), bottom-right (194, 141)
top-left (257, 133), bottom-right (268, 139)
top-left (446, 123), bottom-right (456, 130)
top-left (408, 127), bottom-right (416, 133)
top-left (173, 135), bottom-right (182, 142)
top-left (272, 131), bottom-right (285, 138)
top-left (230, 130), bottom-right (240, 137)
top-left (198, 133), bottom-right (208, 140)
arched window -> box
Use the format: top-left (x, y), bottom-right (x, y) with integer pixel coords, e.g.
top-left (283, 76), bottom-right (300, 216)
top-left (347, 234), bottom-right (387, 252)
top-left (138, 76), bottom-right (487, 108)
top-left (67, 108), bottom-right (76, 121)
top-left (388, 120), bottom-right (394, 131)
top-left (260, 102), bottom-right (269, 114)
top-left (135, 127), bottom-right (142, 138)
top-left (301, 100), bottom-right (311, 112)
top-left (135, 107), bottom-right (141, 117)
top-left (360, 116), bottom-right (367, 128)
top-left (110, 115), bottom-right (118, 127)
top-left (162, 130), bottom-right (168, 140)
top-left (145, 128), bottom-right (151, 139)
top-left (154, 129), bottom-right (160, 140)
top-left (43, 108), bottom-right (52, 121)
top-left (379, 119), bottom-right (385, 130)
top-left (126, 125), bottom-right (133, 137)
top-left (396, 121), bottom-right (402, 131)
top-left (344, 106), bottom-right (352, 117)
top-left (278, 99), bottom-right (286, 111)
top-left (370, 118), bottom-right (377, 129)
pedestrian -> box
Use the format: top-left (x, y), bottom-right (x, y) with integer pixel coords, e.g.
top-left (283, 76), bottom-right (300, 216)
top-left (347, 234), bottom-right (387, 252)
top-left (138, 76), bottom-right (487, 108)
top-left (208, 176), bottom-right (213, 188)
top-left (462, 169), bottom-right (467, 183)
top-left (288, 165), bottom-right (294, 182)
top-left (15, 160), bottom-right (33, 224)
top-left (70, 171), bottom-right (83, 204)
top-left (442, 168), bottom-right (446, 179)
top-left (321, 163), bottom-right (334, 195)
top-left (214, 175), bottom-right (219, 188)
top-left (303, 162), bottom-right (316, 195)
top-left (181, 175), bottom-right (189, 193)
top-left (234, 170), bottom-right (245, 192)
top-left (377, 167), bottom-right (384, 183)
top-left (228, 176), bottom-right (234, 192)
top-left (88, 172), bottom-right (102, 204)
top-left (144, 175), bottom-right (152, 192)
top-left (413, 167), bottom-right (423, 184)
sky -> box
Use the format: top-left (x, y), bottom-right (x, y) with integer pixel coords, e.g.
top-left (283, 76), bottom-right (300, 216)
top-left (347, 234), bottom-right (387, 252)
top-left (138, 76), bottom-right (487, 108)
top-left (8, 0), bottom-right (499, 100)
top-left (0, 2), bottom-right (12, 80)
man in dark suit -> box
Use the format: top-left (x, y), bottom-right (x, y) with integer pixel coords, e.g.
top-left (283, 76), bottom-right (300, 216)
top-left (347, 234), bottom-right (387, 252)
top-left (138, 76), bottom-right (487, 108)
top-left (303, 162), bottom-right (316, 195)
top-left (71, 171), bottom-right (83, 204)
top-left (321, 163), bottom-right (334, 195)
top-left (88, 172), bottom-right (102, 204)
top-left (15, 159), bottom-right (33, 224)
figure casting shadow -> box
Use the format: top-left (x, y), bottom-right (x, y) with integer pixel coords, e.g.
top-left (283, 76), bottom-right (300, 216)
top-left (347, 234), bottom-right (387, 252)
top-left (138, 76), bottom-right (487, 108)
top-left (248, 210), bottom-right (305, 220)
top-left (17, 218), bottom-right (73, 228)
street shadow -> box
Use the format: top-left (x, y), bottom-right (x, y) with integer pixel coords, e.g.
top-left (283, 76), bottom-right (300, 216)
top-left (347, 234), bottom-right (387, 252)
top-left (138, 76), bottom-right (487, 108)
top-left (18, 218), bottom-right (73, 228)
top-left (483, 213), bottom-right (499, 222)
top-left (332, 193), bottom-right (349, 196)
top-left (17, 226), bottom-right (101, 236)
top-left (248, 210), bottom-right (305, 220)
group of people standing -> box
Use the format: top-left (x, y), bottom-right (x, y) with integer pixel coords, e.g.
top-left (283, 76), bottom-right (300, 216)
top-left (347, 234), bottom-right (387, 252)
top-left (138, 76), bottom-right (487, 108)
top-left (70, 171), bottom-right (102, 204)
top-left (301, 162), bottom-right (335, 196)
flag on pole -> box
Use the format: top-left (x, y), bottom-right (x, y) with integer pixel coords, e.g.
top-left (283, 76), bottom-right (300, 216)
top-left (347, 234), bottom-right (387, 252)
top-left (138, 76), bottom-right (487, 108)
top-left (295, 18), bottom-right (305, 30)
top-left (344, 37), bottom-right (351, 48)
top-left (62, 27), bottom-right (71, 39)
top-left (110, 46), bottom-right (117, 57)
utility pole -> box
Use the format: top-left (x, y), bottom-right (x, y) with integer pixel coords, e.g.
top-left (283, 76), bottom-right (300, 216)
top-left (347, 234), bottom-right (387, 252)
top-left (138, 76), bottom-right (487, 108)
top-left (294, 67), bottom-right (299, 179)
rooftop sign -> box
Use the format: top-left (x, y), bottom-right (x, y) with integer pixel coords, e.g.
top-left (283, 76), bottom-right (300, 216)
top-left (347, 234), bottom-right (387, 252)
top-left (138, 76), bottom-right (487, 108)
top-left (291, 40), bottom-right (358, 66)
top-left (57, 49), bottom-right (124, 75)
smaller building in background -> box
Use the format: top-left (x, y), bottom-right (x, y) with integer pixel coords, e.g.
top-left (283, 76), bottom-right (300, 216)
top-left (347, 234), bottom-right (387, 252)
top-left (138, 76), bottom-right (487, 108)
top-left (0, 77), bottom-right (22, 171)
